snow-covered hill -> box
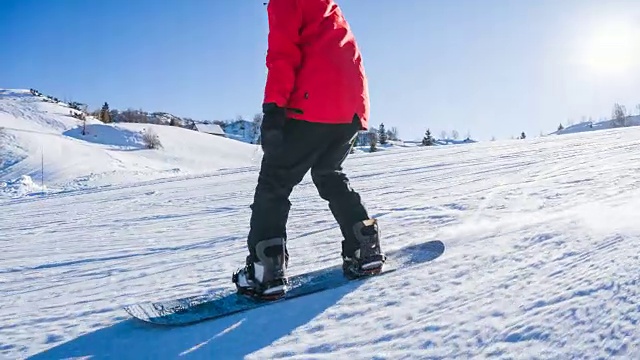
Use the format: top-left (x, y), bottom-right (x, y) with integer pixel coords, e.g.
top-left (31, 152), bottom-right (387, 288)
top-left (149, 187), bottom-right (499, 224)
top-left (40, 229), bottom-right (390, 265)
top-left (0, 89), bottom-right (260, 198)
top-left (2, 123), bottom-right (639, 359)
top-left (553, 115), bottom-right (640, 136)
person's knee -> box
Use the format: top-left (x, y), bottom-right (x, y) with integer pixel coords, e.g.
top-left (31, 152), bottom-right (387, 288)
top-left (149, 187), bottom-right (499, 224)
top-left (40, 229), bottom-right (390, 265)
top-left (311, 169), bottom-right (331, 197)
top-left (256, 170), bottom-right (296, 200)
top-left (312, 170), bottom-right (350, 200)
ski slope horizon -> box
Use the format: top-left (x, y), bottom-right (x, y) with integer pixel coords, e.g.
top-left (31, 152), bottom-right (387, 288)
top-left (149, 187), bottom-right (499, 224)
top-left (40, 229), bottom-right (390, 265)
top-left (2, 112), bottom-right (639, 358)
top-left (0, 88), bottom-right (430, 200)
top-left (4, 86), bottom-right (639, 202)
top-left (0, 87), bottom-right (468, 200)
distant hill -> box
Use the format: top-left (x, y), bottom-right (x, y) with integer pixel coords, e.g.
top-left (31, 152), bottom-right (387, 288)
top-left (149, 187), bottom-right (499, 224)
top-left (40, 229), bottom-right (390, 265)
top-left (0, 89), bottom-right (259, 198)
top-left (552, 115), bottom-right (640, 136)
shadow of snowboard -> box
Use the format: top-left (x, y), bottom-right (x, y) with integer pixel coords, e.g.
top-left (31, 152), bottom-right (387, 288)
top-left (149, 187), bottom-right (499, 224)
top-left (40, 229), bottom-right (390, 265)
top-left (29, 240), bottom-right (445, 359)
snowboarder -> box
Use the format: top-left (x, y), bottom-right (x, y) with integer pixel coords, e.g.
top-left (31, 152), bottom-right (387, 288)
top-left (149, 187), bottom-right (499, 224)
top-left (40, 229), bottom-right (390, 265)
top-left (232, 0), bottom-right (386, 300)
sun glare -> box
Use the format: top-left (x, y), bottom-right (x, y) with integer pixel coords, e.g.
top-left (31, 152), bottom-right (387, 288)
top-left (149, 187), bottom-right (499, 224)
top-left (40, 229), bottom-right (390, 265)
top-left (583, 20), bottom-right (640, 76)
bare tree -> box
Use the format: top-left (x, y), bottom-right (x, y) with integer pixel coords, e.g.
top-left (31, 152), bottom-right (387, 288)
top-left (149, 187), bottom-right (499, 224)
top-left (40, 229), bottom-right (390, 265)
top-left (252, 113), bottom-right (263, 144)
top-left (451, 130), bottom-right (459, 140)
top-left (252, 113), bottom-right (263, 126)
top-left (119, 109), bottom-right (149, 123)
top-left (636, 104), bottom-right (640, 116)
top-left (81, 116), bottom-right (87, 136)
top-left (142, 128), bottom-right (163, 149)
top-left (491, 136), bottom-right (496, 141)
top-left (612, 103), bottom-right (627, 127)
top-left (440, 130), bottom-right (447, 140)
top-left (387, 126), bottom-right (399, 141)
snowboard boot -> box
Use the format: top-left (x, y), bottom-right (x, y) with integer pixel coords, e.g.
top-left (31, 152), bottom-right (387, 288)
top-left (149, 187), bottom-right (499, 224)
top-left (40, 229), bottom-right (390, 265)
top-left (232, 237), bottom-right (289, 300)
top-left (342, 219), bottom-right (386, 279)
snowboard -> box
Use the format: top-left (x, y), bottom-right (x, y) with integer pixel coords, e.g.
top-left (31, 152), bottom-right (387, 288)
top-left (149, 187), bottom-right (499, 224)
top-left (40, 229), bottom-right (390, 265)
top-left (124, 240), bottom-right (445, 326)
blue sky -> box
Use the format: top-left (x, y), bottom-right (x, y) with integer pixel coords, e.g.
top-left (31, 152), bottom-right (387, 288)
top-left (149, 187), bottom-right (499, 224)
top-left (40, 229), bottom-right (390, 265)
top-left (2, 0), bottom-right (639, 140)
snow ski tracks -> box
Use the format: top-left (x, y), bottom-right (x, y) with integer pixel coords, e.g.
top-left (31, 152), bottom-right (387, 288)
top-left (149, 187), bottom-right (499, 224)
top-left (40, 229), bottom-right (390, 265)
top-left (0, 163), bottom-right (260, 206)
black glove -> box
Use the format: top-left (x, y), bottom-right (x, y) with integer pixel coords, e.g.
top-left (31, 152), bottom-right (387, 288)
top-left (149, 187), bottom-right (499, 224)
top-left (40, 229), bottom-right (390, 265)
top-left (260, 103), bottom-right (286, 155)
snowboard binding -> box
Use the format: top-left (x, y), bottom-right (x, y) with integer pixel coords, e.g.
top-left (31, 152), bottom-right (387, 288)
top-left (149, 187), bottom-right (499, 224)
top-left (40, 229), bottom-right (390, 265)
top-left (232, 238), bottom-right (289, 301)
top-left (233, 272), bottom-right (289, 301)
top-left (343, 219), bottom-right (386, 279)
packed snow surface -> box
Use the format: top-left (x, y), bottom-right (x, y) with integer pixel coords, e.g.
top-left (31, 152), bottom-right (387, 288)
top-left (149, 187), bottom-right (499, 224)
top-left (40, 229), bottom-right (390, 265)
top-left (1, 109), bottom-right (640, 358)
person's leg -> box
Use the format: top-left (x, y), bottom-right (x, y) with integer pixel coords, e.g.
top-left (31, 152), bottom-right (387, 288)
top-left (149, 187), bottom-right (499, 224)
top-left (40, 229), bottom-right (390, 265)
top-left (247, 119), bottom-right (335, 261)
top-left (311, 117), bottom-right (382, 266)
top-left (237, 119), bottom-right (334, 297)
top-left (247, 155), bottom-right (297, 263)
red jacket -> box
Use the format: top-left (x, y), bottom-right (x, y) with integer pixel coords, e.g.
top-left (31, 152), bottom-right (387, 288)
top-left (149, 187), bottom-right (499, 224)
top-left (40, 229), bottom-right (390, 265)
top-left (264, 0), bottom-right (370, 130)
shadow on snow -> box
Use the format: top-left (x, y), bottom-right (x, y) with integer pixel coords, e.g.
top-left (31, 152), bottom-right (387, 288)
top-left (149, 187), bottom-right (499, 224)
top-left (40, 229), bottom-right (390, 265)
top-left (63, 124), bottom-right (145, 149)
top-left (28, 284), bottom-right (364, 359)
top-left (29, 240), bottom-right (445, 359)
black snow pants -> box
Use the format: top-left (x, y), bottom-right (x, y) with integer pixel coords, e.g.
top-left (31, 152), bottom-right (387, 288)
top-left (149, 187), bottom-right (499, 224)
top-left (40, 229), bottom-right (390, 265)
top-left (247, 115), bottom-right (369, 261)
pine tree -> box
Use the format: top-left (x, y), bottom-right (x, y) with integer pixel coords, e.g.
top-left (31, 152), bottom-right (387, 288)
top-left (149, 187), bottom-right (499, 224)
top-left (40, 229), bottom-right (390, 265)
top-left (422, 129), bottom-right (434, 146)
top-left (520, 131), bottom-right (526, 139)
top-left (378, 123), bottom-right (388, 145)
top-left (557, 123), bottom-right (564, 131)
top-left (387, 127), bottom-right (399, 141)
top-left (99, 102), bottom-right (111, 123)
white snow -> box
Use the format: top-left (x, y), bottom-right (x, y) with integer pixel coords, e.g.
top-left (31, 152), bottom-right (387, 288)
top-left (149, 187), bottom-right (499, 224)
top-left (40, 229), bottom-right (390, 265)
top-left (0, 174), bottom-right (47, 198)
top-left (1, 89), bottom-right (639, 359)
top-left (0, 89), bottom-right (260, 198)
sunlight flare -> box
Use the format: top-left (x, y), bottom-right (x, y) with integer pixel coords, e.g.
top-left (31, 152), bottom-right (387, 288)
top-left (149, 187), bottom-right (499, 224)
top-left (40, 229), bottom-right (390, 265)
top-left (582, 20), bottom-right (640, 76)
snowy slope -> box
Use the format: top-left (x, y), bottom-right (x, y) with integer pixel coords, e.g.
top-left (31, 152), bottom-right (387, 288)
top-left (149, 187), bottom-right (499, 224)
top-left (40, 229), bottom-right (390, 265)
top-left (2, 125), bottom-right (639, 359)
top-left (0, 89), bottom-right (260, 198)
top-left (553, 115), bottom-right (640, 136)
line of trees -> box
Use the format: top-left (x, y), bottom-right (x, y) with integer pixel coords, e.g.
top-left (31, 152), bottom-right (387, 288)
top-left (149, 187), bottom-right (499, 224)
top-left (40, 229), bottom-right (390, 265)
top-left (560, 102), bottom-right (640, 131)
top-left (30, 88), bottom-right (640, 150)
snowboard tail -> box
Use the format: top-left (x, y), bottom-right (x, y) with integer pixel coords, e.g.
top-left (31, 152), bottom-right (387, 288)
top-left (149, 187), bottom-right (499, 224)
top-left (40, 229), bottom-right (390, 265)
top-left (124, 240), bottom-right (445, 326)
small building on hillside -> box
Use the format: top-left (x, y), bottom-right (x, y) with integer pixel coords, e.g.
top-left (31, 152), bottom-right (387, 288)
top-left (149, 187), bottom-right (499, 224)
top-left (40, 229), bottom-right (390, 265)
top-left (195, 123), bottom-right (226, 137)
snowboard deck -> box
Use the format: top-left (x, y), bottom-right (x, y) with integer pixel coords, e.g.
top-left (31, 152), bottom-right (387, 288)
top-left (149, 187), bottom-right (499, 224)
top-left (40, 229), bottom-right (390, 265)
top-left (124, 240), bottom-right (445, 326)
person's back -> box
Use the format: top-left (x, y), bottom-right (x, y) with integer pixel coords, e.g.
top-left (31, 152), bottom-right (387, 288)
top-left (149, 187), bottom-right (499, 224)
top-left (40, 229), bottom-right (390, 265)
top-left (264, 0), bottom-right (369, 128)
top-left (232, 0), bottom-right (385, 300)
